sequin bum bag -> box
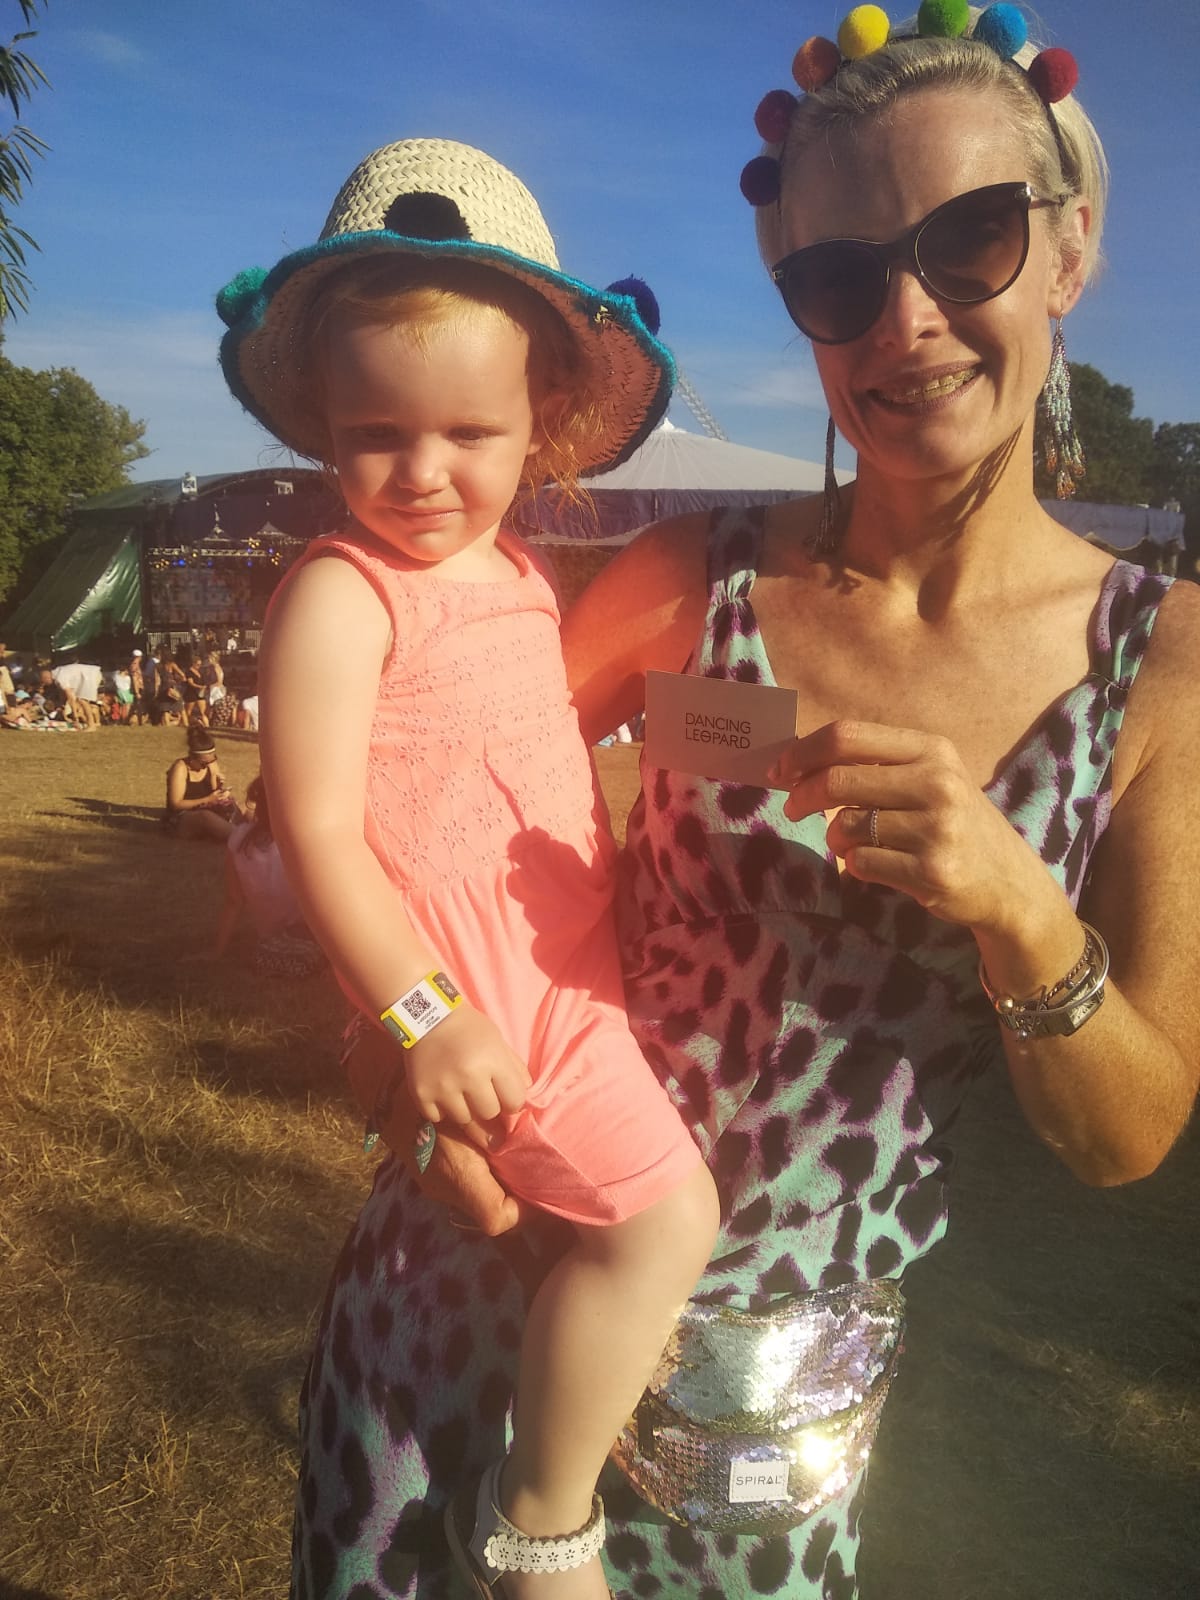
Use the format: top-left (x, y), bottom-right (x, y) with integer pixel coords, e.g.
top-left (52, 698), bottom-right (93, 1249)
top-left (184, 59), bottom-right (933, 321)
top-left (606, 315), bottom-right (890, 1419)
top-left (610, 1280), bottom-right (905, 1534)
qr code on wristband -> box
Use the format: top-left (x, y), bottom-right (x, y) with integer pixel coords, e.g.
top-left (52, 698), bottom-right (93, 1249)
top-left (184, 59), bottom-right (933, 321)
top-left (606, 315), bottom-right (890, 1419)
top-left (401, 989), bottom-right (434, 1022)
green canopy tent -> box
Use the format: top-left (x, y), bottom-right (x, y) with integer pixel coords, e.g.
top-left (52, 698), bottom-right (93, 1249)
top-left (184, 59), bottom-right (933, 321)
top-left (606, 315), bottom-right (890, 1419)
top-left (2, 519), bottom-right (141, 655)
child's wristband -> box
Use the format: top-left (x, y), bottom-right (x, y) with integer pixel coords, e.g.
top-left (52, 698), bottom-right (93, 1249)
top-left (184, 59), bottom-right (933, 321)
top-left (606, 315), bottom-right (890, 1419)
top-left (380, 971), bottom-right (462, 1049)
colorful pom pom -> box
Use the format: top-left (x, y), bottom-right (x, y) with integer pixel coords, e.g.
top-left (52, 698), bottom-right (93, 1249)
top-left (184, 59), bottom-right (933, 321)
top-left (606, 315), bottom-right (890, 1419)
top-left (1027, 47), bottom-right (1078, 104)
top-left (216, 266), bottom-right (268, 327)
top-left (755, 88), bottom-right (798, 144)
top-left (972, 3), bottom-right (1028, 58)
top-left (792, 36), bottom-right (841, 91)
top-left (918, 0), bottom-right (969, 38)
top-left (605, 276), bottom-right (661, 337)
top-left (740, 155), bottom-right (781, 207)
top-left (837, 5), bottom-right (891, 61)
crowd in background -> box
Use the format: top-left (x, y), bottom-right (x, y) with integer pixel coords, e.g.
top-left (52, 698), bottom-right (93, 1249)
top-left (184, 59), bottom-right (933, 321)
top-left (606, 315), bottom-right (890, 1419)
top-left (0, 637), bottom-right (259, 734)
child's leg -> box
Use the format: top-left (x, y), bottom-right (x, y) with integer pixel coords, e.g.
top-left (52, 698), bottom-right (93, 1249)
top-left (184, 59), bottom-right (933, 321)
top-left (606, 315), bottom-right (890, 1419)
top-left (498, 1160), bottom-right (719, 1597)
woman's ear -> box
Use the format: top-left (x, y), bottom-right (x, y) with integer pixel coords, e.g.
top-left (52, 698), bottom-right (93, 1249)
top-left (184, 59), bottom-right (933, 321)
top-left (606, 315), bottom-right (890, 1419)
top-left (1049, 199), bottom-right (1091, 319)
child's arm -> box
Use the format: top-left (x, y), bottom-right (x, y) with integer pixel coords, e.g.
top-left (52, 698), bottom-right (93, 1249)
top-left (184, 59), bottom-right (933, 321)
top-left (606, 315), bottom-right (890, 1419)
top-left (259, 554), bottom-right (532, 1128)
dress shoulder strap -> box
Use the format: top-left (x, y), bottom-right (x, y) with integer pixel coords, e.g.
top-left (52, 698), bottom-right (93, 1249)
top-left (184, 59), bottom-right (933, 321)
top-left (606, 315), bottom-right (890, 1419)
top-left (691, 507), bottom-right (771, 680)
top-left (705, 506), bottom-right (767, 606)
top-left (272, 530), bottom-right (424, 668)
top-left (1092, 559), bottom-right (1174, 692)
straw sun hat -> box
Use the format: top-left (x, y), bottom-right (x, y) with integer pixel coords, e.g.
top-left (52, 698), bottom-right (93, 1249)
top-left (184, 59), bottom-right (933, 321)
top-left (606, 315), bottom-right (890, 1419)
top-left (217, 138), bottom-right (674, 476)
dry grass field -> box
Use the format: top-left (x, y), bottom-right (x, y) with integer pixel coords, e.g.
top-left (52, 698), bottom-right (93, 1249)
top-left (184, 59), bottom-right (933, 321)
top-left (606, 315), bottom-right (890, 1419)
top-left (0, 729), bottom-right (1196, 1600)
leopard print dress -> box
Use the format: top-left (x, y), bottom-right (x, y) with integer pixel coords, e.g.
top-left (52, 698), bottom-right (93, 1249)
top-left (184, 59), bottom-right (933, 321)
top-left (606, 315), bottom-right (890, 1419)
top-left (290, 511), bottom-right (1170, 1600)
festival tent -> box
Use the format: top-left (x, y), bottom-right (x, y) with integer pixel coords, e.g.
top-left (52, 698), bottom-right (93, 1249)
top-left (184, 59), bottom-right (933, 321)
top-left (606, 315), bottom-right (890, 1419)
top-left (517, 420), bottom-right (848, 603)
top-left (515, 418), bottom-right (845, 543)
top-left (518, 421), bottom-right (1187, 604)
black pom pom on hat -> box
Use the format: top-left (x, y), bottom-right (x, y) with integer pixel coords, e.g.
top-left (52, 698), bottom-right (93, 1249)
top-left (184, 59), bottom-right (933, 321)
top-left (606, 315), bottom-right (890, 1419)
top-left (605, 276), bottom-right (661, 336)
top-left (382, 192), bottom-right (472, 240)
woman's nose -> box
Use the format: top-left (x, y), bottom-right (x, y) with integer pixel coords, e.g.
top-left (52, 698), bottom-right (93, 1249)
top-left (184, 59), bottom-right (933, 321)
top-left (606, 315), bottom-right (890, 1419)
top-left (872, 265), bottom-right (948, 346)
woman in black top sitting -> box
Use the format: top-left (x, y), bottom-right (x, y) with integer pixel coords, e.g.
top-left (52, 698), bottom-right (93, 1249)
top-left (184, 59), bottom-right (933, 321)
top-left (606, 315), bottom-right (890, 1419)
top-left (163, 725), bottom-right (240, 841)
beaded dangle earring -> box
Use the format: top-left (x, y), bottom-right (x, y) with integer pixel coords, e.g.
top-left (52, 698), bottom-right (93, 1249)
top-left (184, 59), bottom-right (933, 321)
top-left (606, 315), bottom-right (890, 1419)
top-left (807, 414), bottom-right (842, 558)
top-left (1039, 318), bottom-right (1085, 499)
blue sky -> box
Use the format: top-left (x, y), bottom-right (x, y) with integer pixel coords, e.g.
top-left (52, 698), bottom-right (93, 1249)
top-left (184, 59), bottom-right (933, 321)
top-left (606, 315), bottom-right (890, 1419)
top-left (4, 0), bottom-right (1197, 482)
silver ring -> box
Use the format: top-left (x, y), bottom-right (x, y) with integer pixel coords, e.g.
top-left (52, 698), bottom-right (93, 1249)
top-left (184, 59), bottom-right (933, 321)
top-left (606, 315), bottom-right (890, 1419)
top-left (867, 807), bottom-right (881, 849)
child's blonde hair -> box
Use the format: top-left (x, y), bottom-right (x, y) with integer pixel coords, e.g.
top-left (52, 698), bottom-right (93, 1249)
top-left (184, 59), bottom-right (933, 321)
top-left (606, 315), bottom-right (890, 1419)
top-left (294, 255), bottom-right (606, 507)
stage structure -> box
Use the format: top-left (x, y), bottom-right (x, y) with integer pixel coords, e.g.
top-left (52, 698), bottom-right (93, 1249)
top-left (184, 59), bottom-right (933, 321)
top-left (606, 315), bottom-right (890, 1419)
top-left (2, 469), bottom-right (339, 656)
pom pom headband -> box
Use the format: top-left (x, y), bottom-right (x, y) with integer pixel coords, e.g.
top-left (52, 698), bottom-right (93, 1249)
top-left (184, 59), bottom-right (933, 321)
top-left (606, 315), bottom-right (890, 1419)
top-left (740, 3), bottom-right (1079, 206)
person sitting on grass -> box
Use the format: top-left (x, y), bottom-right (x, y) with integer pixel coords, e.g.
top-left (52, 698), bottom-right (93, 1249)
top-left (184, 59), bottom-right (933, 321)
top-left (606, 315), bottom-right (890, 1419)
top-left (207, 775), bottom-right (325, 977)
top-left (163, 725), bottom-right (240, 841)
top-left (0, 689), bottom-right (39, 728)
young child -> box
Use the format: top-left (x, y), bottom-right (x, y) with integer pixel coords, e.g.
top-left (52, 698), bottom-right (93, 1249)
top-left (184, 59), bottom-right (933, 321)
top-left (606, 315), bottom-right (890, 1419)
top-left (217, 139), bottom-right (719, 1598)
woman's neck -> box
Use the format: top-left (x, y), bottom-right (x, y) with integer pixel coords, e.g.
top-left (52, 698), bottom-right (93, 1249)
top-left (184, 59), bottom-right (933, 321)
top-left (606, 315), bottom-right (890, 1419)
top-left (840, 430), bottom-right (1062, 607)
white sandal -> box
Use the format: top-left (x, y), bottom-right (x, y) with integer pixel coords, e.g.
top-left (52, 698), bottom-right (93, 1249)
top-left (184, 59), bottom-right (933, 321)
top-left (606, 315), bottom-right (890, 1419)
top-left (444, 1462), bottom-right (607, 1597)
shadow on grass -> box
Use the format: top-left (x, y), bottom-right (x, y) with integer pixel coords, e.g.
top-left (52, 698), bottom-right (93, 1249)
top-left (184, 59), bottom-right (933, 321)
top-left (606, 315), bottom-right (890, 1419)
top-left (860, 1069), bottom-right (1200, 1600)
top-left (0, 1579), bottom-right (64, 1600)
top-left (35, 796), bottom-right (165, 834)
top-left (48, 1197), bottom-right (344, 1451)
top-left (3, 813), bottom-right (348, 1108)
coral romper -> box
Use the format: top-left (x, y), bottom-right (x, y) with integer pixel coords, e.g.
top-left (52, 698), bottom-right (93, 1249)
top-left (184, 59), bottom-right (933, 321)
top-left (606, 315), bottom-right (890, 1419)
top-left (287, 528), bottom-right (701, 1225)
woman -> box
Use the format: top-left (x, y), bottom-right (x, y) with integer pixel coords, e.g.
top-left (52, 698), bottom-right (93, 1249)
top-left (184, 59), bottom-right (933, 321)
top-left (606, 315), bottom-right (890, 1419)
top-left (176, 647), bottom-right (207, 724)
top-left (163, 724), bottom-right (240, 841)
top-left (202, 647), bottom-right (240, 728)
top-left (293, 10), bottom-right (1199, 1598)
top-left (151, 652), bottom-right (187, 726)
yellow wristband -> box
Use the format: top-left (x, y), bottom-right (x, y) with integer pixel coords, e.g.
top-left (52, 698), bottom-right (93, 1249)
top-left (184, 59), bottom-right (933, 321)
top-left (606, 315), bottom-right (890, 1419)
top-left (380, 971), bottom-right (462, 1049)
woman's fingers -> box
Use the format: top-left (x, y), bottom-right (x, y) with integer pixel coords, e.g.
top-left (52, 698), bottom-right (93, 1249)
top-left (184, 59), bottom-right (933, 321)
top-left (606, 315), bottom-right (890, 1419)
top-left (772, 722), bottom-right (968, 822)
top-left (770, 720), bottom-right (939, 789)
top-left (426, 1131), bottom-right (526, 1236)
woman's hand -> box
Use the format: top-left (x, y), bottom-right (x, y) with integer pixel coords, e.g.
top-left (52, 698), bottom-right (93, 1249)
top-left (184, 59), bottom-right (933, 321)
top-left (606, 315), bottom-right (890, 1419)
top-left (345, 1023), bottom-right (526, 1236)
top-left (404, 1002), bottom-right (532, 1128)
top-left (770, 720), bottom-right (1057, 938)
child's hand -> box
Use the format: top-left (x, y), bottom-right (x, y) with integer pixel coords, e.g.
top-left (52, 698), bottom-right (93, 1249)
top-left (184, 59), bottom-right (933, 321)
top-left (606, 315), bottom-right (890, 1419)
top-left (405, 1003), bottom-right (531, 1127)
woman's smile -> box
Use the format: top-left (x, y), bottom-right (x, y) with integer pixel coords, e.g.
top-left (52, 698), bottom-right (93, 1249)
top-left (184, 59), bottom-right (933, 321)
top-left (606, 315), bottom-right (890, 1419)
top-left (867, 363), bottom-right (982, 409)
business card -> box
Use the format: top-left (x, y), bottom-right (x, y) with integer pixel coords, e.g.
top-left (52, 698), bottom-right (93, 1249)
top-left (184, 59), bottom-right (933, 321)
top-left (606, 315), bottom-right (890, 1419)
top-left (644, 670), bottom-right (798, 787)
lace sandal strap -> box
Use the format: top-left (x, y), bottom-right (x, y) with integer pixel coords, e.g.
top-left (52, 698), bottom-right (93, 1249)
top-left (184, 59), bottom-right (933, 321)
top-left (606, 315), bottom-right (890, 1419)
top-left (478, 1467), bottom-right (606, 1576)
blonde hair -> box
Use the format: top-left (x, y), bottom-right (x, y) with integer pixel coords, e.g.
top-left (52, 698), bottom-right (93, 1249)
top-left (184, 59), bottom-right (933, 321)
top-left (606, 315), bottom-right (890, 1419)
top-left (756, 10), bottom-right (1109, 285)
top-left (293, 255), bottom-right (605, 506)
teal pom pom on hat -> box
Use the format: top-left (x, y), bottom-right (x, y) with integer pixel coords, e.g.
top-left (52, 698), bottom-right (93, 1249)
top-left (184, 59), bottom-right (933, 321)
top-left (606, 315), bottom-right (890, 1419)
top-left (216, 266), bottom-right (268, 328)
